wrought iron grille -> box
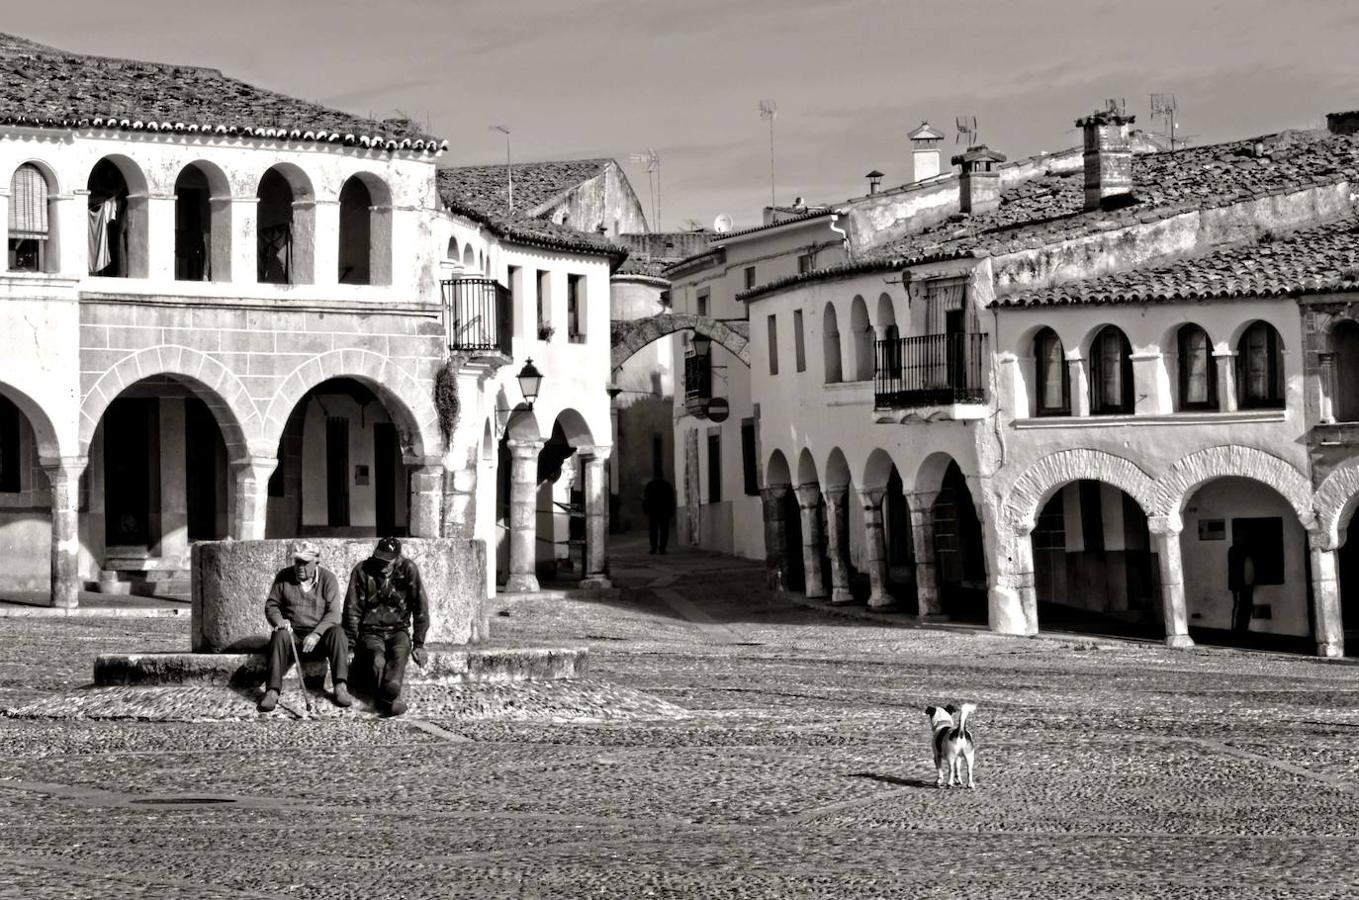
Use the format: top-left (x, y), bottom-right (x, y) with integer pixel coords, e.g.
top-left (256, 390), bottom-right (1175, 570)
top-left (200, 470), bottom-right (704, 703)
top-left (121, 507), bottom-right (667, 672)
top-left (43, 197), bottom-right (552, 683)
top-left (441, 277), bottom-right (511, 354)
top-left (874, 333), bottom-right (988, 409)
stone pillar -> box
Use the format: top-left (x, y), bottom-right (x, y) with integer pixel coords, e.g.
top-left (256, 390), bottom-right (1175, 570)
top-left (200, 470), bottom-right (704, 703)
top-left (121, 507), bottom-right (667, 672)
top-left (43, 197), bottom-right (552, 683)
top-left (407, 460), bottom-right (444, 538)
top-left (308, 198), bottom-right (337, 287)
top-left (761, 486), bottom-right (790, 590)
top-left (1066, 355), bottom-right (1090, 417)
top-left (580, 448), bottom-right (611, 589)
top-left (1214, 350), bottom-right (1238, 413)
top-left (229, 457), bottom-right (277, 541)
top-left (145, 192), bottom-right (177, 281)
top-left (441, 461), bottom-right (477, 540)
top-left (1131, 351), bottom-right (1165, 415)
top-left (157, 398), bottom-right (189, 561)
top-left (860, 488), bottom-right (893, 609)
top-left (1310, 532), bottom-right (1346, 658)
top-left (231, 197), bottom-right (259, 284)
top-left (795, 484), bottom-right (827, 599)
top-left (909, 492), bottom-right (941, 617)
top-left (43, 457), bottom-right (87, 609)
top-left (988, 521), bottom-right (1034, 636)
top-left (1148, 517), bottom-right (1195, 649)
top-left (823, 487), bottom-right (853, 604)
top-left (504, 439), bottom-right (543, 593)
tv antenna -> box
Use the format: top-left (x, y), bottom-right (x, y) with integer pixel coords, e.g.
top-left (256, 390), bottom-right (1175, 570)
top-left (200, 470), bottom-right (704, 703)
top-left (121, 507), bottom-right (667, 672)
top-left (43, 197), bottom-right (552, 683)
top-left (490, 125), bottom-right (513, 211)
top-left (1104, 97), bottom-right (1128, 117)
top-left (628, 148), bottom-right (662, 232)
top-left (759, 99), bottom-right (777, 208)
top-left (1150, 93), bottom-right (1179, 149)
top-left (955, 114), bottom-right (979, 148)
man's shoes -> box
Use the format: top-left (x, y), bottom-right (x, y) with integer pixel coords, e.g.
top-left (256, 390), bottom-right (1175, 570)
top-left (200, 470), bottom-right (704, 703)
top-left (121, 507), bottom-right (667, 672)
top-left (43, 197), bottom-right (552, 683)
top-left (333, 682), bottom-right (353, 708)
top-left (257, 689), bottom-right (279, 713)
top-left (387, 698), bottom-right (408, 717)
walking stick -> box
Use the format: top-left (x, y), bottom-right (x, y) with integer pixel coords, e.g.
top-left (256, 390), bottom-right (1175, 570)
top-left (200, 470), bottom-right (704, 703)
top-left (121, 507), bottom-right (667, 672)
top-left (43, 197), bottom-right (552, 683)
top-left (286, 627), bottom-right (315, 716)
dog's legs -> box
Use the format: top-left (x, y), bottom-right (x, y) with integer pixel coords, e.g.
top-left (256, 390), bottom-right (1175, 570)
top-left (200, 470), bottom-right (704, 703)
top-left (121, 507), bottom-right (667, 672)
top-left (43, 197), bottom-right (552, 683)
top-left (935, 762), bottom-right (946, 788)
top-left (964, 748), bottom-right (975, 789)
top-left (949, 757), bottom-right (960, 787)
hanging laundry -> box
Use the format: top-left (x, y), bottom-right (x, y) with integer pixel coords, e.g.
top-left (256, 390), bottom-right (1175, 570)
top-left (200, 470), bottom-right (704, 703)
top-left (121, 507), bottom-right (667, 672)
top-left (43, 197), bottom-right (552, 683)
top-left (88, 197), bottom-right (119, 274)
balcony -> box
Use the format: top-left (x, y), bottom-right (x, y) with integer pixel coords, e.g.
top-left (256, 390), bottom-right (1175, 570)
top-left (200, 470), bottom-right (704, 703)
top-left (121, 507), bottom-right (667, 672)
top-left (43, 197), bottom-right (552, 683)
top-left (874, 333), bottom-right (988, 410)
top-left (684, 352), bottom-right (713, 415)
top-left (441, 277), bottom-right (511, 355)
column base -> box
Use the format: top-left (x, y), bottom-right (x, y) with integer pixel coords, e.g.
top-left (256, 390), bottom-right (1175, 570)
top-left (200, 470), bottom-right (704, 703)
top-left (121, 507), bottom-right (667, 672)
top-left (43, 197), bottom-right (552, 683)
top-left (830, 588), bottom-right (855, 605)
top-left (1164, 634), bottom-right (1195, 650)
top-left (1316, 639), bottom-right (1345, 659)
top-left (866, 593), bottom-right (897, 611)
top-left (503, 574), bottom-right (540, 594)
top-left (51, 595), bottom-right (79, 610)
top-left (578, 576), bottom-right (613, 590)
top-left (804, 588), bottom-right (828, 601)
top-left (919, 613), bottom-right (950, 625)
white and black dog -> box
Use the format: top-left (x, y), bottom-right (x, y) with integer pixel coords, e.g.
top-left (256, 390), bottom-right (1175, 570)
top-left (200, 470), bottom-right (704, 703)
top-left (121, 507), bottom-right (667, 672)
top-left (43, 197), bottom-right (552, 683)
top-left (925, 702), bottom-right (977, 788)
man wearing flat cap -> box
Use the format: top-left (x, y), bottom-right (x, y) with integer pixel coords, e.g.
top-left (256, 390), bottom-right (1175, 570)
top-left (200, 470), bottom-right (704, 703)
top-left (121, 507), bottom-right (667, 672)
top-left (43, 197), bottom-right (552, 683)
top-left (343, 537), bottom-right (430, 716)
top-left (259, 540), bottom-right (351, 712)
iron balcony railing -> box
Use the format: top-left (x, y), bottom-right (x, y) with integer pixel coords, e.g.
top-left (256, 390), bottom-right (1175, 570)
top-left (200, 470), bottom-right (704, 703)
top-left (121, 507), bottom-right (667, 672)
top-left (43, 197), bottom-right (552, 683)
top-left (441, 277), bottom-right (511, 355)
top-left (684, 352), bottom-right (713, 404)
top-left (874, 332), bottom-right (989, 409)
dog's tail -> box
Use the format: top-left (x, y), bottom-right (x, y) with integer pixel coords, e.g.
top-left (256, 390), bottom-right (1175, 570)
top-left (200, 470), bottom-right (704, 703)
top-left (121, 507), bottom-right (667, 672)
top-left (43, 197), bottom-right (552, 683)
top-left (956, 702), bottom-right (976, 736)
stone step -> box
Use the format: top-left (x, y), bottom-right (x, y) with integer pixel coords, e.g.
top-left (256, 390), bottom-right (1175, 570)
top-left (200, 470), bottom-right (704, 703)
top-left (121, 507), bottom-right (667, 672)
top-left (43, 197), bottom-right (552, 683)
top-left (93, 647), bottom-right (588, 688)
top-left (95, 569), bottom-right (191, 598)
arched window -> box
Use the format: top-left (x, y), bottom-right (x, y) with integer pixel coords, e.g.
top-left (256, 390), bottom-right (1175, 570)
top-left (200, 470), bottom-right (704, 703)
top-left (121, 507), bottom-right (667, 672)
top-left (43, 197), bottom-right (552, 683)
top-left (88, 157), bottom-right (147, 277)
top-left (1176, 324), bottom-right (1217, 410)
top-left (8, 164), bottom-right (51, 273)
top-left (174, 163), bottom-right (229, 282)
top-left (257, 166), bottom-right (314, 285)
top-left (1033, 328), bottom-right (1069, 415)
top-left (446, 237), bottom-right (459, 260)
top-left (1236, 321), bottom-right (1284, 409)
top-left (822, 304), bottom-right (842, 384)
top-left (1089, 326), bottom-right (1133, 415)
top-left (338, 177), bottom-right (372, 284)
top-left (462, 245), bottom-right (475, 268)
top-left (849, 295), bottom-right (873, 381)
top-left (1334, 320), bottom-right (1359, 422)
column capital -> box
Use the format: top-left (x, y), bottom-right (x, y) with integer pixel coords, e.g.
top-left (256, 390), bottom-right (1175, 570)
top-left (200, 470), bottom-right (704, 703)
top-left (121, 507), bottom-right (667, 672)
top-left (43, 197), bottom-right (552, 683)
top-left (402, 454), bottom-right (445, 471)
top-left (795, 484), bottom-right (822, 508)
top-left (822, 485), bottom-right (848, 502)
top-left (860, 487), bottom-right (886, 508)
top-left (39, 455), bottom-right (89, 476)
top-left (1308, 528), bottom-right (1339, 553)
top-left (580, 445), bottom-right (613, 462)
top-left (1146, 515), bottom-right (1183, 537)
top-left (761, 484), bottom-right (790, 502)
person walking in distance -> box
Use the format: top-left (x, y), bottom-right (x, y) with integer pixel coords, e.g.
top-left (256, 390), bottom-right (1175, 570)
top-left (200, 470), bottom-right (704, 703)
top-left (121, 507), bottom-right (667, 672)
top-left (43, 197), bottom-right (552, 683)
top-left (258, 541), bottom-right (351, 712)
top-left (343, 537), bottom-right (430, 716)
top-left (643, 474), bottom-right (676, 554)
top-left (1228, 537), bottom-right (1257, 635)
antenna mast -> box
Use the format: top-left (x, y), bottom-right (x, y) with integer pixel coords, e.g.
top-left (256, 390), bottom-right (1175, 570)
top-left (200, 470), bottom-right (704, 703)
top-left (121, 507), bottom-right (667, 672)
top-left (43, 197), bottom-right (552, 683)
top-left (759, 99), bottom-right (777, 208)
top-left (955, 114), bottom-right (979, 148)
top-left (629, 148), bottom-right (662, 231)
top-left (1150, 93), bottom-right (1178, 149)
top-left (491, 125), bottom-right (513, 211)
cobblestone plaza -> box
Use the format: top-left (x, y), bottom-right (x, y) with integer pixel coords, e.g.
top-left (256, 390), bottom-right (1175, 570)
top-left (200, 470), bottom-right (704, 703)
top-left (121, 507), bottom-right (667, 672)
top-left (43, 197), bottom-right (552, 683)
top-left (4, 539), bottom-right (1359, 898)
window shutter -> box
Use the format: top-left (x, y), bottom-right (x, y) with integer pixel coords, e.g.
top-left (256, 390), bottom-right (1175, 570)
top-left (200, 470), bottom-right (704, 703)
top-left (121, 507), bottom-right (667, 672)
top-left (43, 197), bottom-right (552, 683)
top-left (9, 165), bottom-right (49, 239)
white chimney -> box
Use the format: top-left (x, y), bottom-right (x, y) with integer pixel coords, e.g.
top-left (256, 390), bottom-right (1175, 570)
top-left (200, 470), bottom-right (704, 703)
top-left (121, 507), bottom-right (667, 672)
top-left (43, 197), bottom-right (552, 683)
top-left (908, 120), bottom-right (944, 182)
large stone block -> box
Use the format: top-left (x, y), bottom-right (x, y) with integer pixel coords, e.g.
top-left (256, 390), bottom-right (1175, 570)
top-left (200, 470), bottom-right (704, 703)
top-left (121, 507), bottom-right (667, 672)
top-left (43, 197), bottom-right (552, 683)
top-left (192, 537), bottom-right (488, 652)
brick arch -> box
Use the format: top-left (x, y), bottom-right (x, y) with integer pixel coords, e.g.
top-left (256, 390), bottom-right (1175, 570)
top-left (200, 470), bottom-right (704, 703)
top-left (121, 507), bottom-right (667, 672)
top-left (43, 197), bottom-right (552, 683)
top-left (1004, 449), bottom-right (1157, 531)
top-left (611, 313), bottom-right (750, 371)
top-left (1315, 460), bottom-right (1359, 551)
top-left (79, 346), bottom-right (259, 459)
top-left (1150, 445), bottom-right (1313, 529)
top-left (261, 349), bottom-right (441, 458)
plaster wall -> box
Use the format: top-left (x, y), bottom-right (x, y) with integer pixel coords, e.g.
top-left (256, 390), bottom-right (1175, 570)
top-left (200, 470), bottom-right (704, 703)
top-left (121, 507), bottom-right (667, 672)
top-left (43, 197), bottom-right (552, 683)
top-left (537, 162), bottom-right (648, 237)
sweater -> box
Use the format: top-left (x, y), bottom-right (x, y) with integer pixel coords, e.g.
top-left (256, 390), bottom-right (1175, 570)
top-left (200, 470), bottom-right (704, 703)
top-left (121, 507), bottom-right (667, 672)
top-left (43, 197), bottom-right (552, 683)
top-left (264, 566), bottom-right (343, 632)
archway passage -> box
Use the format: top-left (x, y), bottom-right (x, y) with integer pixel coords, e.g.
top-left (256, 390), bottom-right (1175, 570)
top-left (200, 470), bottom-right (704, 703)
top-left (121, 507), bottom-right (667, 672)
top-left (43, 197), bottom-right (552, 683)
top-left (932, 462), bottom-right (986, 621)
top-left (1334, 321), bottom-right (1359, 423)
top-left (265, 378), bottom-right (411, 539)
top-left (611, 313), bottom-right (751, 371)
top-left (1031, 480), bottom-right (1161, 638)
top-left (0, 389), bottom-right (66, 599)
top-left (884, 466), bottom-right (916, 613)
top-left (1340, 515), bottom-right (1359, 656)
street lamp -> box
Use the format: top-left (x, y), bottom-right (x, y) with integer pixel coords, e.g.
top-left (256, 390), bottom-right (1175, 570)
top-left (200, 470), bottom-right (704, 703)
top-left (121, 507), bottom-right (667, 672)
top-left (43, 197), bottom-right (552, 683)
top-left (516, 358), bottom-right (543, 410)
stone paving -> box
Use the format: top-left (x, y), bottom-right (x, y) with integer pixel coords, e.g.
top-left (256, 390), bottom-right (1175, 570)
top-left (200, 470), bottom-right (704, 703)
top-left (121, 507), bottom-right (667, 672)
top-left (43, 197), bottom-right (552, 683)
top-left (3, 536), bottom-right (1359, 897)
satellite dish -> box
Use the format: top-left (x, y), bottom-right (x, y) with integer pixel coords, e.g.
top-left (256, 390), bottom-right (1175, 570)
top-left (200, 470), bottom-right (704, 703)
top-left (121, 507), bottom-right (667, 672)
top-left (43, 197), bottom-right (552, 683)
top-left (713, 214), bottom-right (734, 234)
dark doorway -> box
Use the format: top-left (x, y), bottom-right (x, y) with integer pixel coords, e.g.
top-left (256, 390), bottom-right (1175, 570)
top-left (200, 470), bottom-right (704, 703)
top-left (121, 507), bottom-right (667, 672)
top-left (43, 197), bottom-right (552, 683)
top-left (326, 417), bottom-right (350, 527)
top-left (884, 467), bottom-right (916, 612)
top-left (932, 462), bottom-right (987, 621)
top-left (104, 398), bottom-right (156, 547)
top-left (782, 487), bottom-right (805, 592)
top-left (945, 308), bottom-right (966, 388)
top-left (184, 398), bottom-right (221, 541)
top-left (1340, 519), bottom-right (1359, 656)
top-left (1336, 322), bottom-right (1359, 423)
top-left (374, 421), bottom-right (397, 536)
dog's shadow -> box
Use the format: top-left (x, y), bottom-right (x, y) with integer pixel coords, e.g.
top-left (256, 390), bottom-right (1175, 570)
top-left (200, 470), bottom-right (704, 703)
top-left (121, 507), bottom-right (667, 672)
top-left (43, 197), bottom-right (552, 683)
top-left (846, 772), bottom-right (935, 789)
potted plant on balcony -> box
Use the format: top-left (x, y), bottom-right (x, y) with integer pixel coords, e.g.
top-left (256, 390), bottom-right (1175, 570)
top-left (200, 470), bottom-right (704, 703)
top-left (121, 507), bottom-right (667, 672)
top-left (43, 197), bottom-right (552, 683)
top-left (538, 324), bottom-right (556, 341)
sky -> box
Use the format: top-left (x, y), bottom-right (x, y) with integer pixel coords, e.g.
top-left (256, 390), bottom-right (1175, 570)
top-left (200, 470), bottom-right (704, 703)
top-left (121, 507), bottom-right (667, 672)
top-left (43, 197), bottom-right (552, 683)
top-left (9, 0), bottom-right (1359, 230)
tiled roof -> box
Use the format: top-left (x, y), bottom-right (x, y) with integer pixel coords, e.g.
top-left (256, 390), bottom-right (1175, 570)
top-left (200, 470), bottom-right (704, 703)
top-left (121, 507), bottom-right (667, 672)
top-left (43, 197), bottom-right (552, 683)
top-left (738, 248), bottom-right (980, 304)
top-left (438, 159), bottom-right (611, 217)
top-left (615, 255), bottom-right (677, 279)
top-left (710, 208), bottom-right (835, 243)
top-left (0, 32), bottom-right (443, 154)
top-left (1000, 215), bottom-right (1359, 307)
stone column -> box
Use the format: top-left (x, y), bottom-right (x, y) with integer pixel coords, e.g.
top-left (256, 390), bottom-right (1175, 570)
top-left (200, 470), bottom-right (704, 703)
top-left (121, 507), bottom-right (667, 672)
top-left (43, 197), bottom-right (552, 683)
top-left (42, 457), bottom-right (87, 609)
top-left (407, 460), bottom-right (444, 538)
top-left (1066, 355), bottom-right (1090, 417)
top-left (230, 197), bottom-right (259, 284)
top-left (823, 487), bottom-right (853, 604)
top-left (795, 484), bottom-right (827, 599)
top-left (909, 492), bottom-right (941, 617)
top-left (1214, 350), bottom-right (1238, 413)
top-left (761, 486), bottom-right (790, 590)
top-left (145, 192), bottom-right (177, 281)
top-left (988, 520), bottom-right (1034, 636)
top-left (504, 439), bottom-right (543, 593)
top-left (860, 488), bottom-right (894, 609)
top-left (157, 398), bottom-right (189, 561)
top-left (1130, 351), bottom-right (1165, 415)
top-left (580, 448), bottom-right (611, 589)
top-left (1148, 517), bottom-right (1195, 649)
top-left (229, 456), bottom-right (277, 541)
top-left (1309, 532), bottom-right (1346, 658)
top-left (441, 461), bottom-right (477, 540)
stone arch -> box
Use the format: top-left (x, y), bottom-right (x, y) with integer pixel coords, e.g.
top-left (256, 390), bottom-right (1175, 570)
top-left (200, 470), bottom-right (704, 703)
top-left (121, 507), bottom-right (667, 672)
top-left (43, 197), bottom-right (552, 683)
top-left (915, 451), bottom-right (969, 498)
top-left (80, 346), bottom-right (258, 459)
top-left (338, 171), bottom-right (393, 286)
top-left (766, 449), bottom-right (792, 487)
top-left (611, 313), bottom-right (751, 370)
top-left (0, 380), bottom-right (66, 461)
top-left (1004, 449), bottom-right (1157, 532)
top-left (174, 160), bottom-right (232, 282)
top-left (261, 350), bottom-right (440, 459)
top-left (463, 244), bottom-right (475, 268)
top-left (1151, 445), bottom-right (1313, 530)
top-left (550, 407), bottom-right (594, 448)
top-left (824, 447), bottom-right (851, 490)
top-left (796, 447), bottom-right (819, 487)
top-left (862, 448), bottom-right (896, 492)
top-left (1315, 460), bottom-right (1359, 550)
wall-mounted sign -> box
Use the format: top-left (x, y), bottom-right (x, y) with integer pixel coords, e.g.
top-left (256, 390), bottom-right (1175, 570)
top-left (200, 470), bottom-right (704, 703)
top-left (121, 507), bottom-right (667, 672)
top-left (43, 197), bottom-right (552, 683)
top-left (707, 397), bottom-right (730, 423)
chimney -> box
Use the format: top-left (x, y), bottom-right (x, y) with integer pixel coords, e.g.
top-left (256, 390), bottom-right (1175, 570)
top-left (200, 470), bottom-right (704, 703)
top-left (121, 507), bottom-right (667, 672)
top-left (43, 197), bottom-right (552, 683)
top-left (908, 120), bottom-right (944, 182)
top-left (865, 170), bottom-right (884, 194)
top-left (951, 145), bottom-right (1006, 215)
top-left (1077, 106), bottom-right (1135, 210)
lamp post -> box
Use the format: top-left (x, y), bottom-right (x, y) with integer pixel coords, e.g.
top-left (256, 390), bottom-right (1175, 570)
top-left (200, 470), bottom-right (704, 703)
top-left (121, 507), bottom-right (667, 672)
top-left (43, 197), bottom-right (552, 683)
top-left (516, 358), bottom-right (543, 410)
top-left (491, 124), bottom-right (513, 211)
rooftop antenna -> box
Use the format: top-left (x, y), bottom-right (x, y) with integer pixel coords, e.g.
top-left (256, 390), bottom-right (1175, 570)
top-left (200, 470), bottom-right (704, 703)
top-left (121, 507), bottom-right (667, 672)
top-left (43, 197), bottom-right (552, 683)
top-left (628, 148), bottom-right (662, 231)
top-left (759, 99), bottom-right (777, 208)
top-left (955, 114), bottom-right (979, 148)
top-left (1150, 93), bottom-right (1179, 150)
top-left (490, 125), bottom-right (513, 211)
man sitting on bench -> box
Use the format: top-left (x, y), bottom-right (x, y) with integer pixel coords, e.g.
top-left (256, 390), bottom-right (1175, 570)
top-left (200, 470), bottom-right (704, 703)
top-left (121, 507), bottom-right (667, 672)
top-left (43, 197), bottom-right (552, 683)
top-left (258, 541), bottom-right (352, 712)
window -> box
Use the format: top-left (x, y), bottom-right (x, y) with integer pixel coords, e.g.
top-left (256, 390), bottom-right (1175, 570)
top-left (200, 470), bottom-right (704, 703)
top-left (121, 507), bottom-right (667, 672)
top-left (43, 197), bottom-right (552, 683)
top-left (744, 266), bottom-right (756, 290)
top-left (537, 271), bottom-right (550, 337)
top-left (567, 274), bottom-right (585, 341)
top-left (0, 394), bottom-right (20, 493)
top-left (822, 304), bottom-right (842, 383)
top-left (767, 315), bottom-right (779, 374)
top-left (793, 309), bottom-right (806, 372)
top-left (1334, 320), bottom-right (1359, 422)
top-left (8, 164), bottom-right (50, 273)
top-left (697, 288), bottom-right (709, 317)
top-left (1237, 322), bottom-right (1284, 409)
top-left (797, 253), bottom-right (813, 275)
top-left (707, 432), bottom-right (722, 503)
top-left (1177, 324), bottom-right (1217, 410)
top-left (741, 419), bottom-right (759, 496)
top-left (1033, 328), bottom-right (1069, 416)
top-left (1089, 326), bottom-right (1133, 415)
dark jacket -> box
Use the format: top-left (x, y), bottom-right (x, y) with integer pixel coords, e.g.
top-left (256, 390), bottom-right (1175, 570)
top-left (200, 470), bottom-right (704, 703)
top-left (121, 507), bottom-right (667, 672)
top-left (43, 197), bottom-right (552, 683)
top-left (264, 566), bottom-right (342, 632)
top-left (343, 557), bottom-right (431, 649)
top-left (643, 478), bottom-right (676, 517)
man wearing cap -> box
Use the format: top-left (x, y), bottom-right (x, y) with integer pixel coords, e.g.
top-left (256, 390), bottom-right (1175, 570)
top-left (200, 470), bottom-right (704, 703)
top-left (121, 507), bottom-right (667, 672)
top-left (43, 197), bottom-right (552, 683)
top-left (259, 541), bottom-right (351, 712)
top-left (343, 537), bottom-right (430, 716)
